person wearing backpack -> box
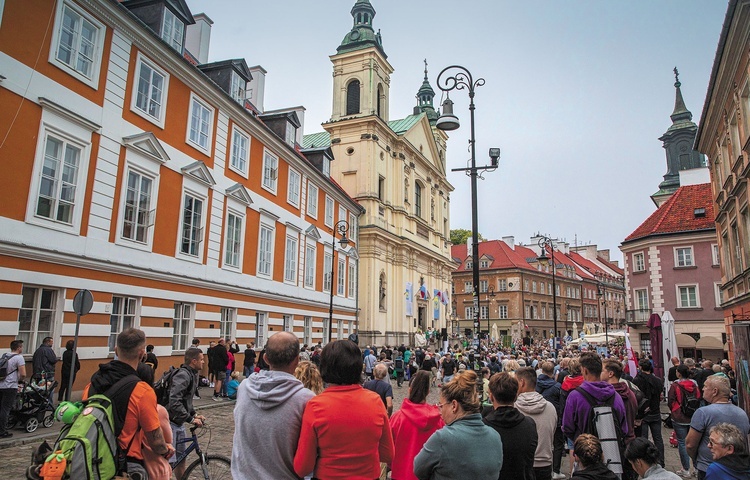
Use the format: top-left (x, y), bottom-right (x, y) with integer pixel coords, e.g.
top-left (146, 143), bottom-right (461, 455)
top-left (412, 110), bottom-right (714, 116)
top-left (633, 359), bottom-right (665, 466)
top-left (562, 353), bottom-right (628, 477)
top-left (393, 350), bottom-right (405, 387)
top-left (668, 365), bottom-right (701, 477)
top-left (0, 339), bottom-right (26, 439)
top-left (167, 347), bottom-right (206, 479)
top-left (83, 328), bottom-right (173, 476)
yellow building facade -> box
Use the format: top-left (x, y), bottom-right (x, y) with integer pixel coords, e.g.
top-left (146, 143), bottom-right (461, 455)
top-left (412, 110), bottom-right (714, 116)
top-left (304, 0), bottom-right (454, 346)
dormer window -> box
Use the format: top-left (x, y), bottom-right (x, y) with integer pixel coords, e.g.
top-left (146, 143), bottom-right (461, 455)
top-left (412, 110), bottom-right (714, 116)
top-left (322, 158), bottom-right (331, 177)
top-left (284, 121), bottom-right (296, 147)
top-left (230, 71), bottom-right (246, 103)
top-left (161, 8), bottom-right (185, 53)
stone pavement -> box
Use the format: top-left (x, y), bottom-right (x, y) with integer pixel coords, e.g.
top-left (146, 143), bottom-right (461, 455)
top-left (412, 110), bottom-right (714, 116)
top-left (4, 380), bottom-right (687, 478)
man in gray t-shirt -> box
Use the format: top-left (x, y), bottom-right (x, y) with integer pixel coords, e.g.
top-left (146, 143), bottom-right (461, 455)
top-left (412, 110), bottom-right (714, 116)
top-left (686, 375), bottom-right (750, 479)
top-left (0, 340), bottom-right (26, 438)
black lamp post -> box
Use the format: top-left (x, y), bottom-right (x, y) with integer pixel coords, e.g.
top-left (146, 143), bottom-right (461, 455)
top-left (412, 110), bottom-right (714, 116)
top-left (328, 220), bottom-right (349, 343)
top-left (597, 283), bottom-right (609, 346)
top-left (436, 65), bottom-right (499, 399)
top-left (486, 284), bottom-right (495, 337)
top-left (536, 236), bottom-right (558, 356)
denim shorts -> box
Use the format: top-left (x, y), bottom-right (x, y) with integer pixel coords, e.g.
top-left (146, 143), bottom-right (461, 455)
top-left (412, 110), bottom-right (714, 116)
top-left (169, 423), bottom-right (187, 465)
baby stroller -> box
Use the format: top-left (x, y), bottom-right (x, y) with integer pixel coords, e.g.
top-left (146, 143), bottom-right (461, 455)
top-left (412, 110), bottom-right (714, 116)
top-left (7, 379), bottom-right (57, 433)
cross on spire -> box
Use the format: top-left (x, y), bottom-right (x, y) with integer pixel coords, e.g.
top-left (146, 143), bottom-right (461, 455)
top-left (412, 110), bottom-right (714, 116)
top-left (424, 58), bottom-right (428, 79)
top-left (673, 66), bottom-right (681, 87)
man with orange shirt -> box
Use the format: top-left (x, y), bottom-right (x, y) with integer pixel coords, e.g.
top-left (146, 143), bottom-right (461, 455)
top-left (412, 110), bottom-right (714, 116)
top-left (84, 328), bottom-right (173, 477)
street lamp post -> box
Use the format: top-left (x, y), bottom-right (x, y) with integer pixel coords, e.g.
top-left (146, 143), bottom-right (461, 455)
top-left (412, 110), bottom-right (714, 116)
top-left (536, 236), bottom-right (558, 356)
top-left (436, 65), bottom-right (499, 397)
top-left (328, 220), bottom-right (349, 343)
top-left (597, 283), bottom-right (609, 346)
top-left (486, 284), bottom-right (495, 338)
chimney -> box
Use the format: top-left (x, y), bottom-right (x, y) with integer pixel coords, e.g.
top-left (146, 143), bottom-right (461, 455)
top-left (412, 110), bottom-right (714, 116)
top-left (247, 65), bottom-right (267, 114)
top-left (502, 236), bottom-right (514, 248)
top-left (185, 13), bottom-right (212, 65)
top-left (597, 249), bottom-right (611, 262)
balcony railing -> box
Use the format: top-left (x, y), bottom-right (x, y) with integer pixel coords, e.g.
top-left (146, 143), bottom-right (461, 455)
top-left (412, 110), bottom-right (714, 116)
top-left (626, 308), bottom-right (651, 324)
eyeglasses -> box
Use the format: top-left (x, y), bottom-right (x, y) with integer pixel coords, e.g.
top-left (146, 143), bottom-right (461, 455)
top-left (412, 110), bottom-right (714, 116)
top-left (707, 439), bottom-right (725, 448)
top-left (434, 402), bottom-right (448, 409)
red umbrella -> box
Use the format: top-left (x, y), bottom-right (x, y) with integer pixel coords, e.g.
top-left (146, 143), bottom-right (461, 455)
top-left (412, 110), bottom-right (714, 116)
top-left (647, 313), bottom-right (663, 381)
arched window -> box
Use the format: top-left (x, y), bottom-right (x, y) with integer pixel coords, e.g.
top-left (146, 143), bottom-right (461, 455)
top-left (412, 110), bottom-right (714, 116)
top-left (346, 80), bottom-right (360, 115)
top-left (414, 182), bottom-right (422, 217)
top-left (377, 84), bottom-right (383, 118)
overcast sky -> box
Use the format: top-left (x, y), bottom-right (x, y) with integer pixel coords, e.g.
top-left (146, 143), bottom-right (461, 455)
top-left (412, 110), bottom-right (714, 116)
top-left (185, 0), bottom-right (728, 264)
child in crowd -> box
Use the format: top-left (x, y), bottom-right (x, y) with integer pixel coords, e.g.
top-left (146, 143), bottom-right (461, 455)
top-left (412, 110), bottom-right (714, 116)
top-left (226, 371), bottom-right (242, 400)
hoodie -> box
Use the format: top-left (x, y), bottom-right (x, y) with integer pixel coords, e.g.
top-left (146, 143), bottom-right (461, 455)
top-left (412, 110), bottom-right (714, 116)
top-left (483, 406), bottom-right (537, 480)
top-left (571, 461), bottom-right (619, 480)
top-left (389, 399), bottom-right (445, 480)
top-left (516, 391), bottom-right (558, 467)
top-left (611, 381), bottom-right (637, 444)
top-left (705, 453), bottom-right (750, 480)
top-left (231, 370), bottom-right (314, 480)
top-left (562, 380), bottom-right (628, 441)
top-left (536, 374), bottom-right (563, 416)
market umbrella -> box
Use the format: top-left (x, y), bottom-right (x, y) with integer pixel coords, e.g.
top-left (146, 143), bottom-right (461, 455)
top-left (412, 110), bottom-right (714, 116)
top-left (491, 323), bottom-right (499, 343)
top-left (572, 321), bottom-right (578, 340)
top-left (661, 311), bottom-right (679, 386)
top-left (647, 313), bottom-right (664, 382)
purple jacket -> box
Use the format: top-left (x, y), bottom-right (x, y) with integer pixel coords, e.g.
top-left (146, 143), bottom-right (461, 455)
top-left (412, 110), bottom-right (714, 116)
top-left (562, 380), bottom-right (629, 440)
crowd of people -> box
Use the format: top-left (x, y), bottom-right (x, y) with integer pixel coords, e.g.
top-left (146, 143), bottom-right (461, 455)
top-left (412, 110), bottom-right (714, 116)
top-left (3, 329), bottom-right (749, 480)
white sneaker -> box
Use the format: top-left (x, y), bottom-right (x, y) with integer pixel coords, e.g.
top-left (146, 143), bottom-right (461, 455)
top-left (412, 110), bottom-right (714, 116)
top-left (552, 472), bottom-right (566, 480)
top-left (212, 395), bottom-right (221, 402)
top-left (675, 469), bottom-right (690, 478)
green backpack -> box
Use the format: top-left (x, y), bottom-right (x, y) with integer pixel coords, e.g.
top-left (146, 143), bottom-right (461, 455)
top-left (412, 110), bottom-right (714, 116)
top-left (49, 374), bottom-right (140, 480)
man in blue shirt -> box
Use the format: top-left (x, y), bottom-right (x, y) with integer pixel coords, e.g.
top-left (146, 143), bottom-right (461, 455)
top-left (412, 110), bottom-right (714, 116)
top-left (363, 364), bottom-right (393, 416)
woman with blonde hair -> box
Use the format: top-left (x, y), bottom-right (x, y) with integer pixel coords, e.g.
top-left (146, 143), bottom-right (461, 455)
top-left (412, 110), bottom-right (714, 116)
top-left (294, 360), bottom-right (324, 395)
top-left (414, 371), bottom-right (502, 479)
top-left (503, 359), bottom-right (521, 374)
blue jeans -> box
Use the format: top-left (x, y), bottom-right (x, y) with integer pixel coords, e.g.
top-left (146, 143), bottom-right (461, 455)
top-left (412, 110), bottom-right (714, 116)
top-left (673, 422), bottom-right (692, 471)
top-left (641, 415), bottom-right (665, 466)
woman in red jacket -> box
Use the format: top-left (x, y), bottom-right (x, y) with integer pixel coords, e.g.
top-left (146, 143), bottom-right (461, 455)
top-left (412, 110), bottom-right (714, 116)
top-left (668, 364), bottom-right (701, 477)
top-left (294, 340), bottom-right (394, 479)
top-left (390, 371), bottom-right (445, 480)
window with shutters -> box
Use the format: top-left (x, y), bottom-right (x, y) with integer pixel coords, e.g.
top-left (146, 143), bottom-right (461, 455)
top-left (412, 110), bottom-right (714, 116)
top-left (346, 79), bottom-right (360, 115)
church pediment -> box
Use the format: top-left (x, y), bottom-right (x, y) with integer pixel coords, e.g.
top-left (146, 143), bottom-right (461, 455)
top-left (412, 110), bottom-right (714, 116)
top-left (305, 224), bottom-right (322, 240)
top-left (225, 183), bottom-right (253, 206)
top-left (122, 132), bottom-right (170, 164)
top-left (181, 161), bottom-right (216, 186)
top-left (399, 114), bottom-right (445, 176)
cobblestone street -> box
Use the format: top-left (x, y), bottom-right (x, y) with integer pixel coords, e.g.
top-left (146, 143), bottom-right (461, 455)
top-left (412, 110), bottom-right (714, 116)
top-left (5, 380), bottom-right (684, 479)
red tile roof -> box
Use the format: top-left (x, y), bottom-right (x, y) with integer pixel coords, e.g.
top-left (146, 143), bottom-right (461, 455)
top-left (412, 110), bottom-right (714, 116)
top-left (596, 256), bottom-right (624, 276)
top-left (451, 241), bottom-right (537, 273)
top-left (623, 183), bottom-right (715, 243)
top-left (567, 251), bottom-right (608, 278)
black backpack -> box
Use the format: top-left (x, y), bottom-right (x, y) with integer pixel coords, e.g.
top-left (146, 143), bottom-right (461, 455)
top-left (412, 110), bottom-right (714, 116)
top-left (394, 358), bottom-right (404, 371)
top-left (676, 382), bottom-right (701, 418)
top-left (0, 353), bottom-right (17, 381)
top-left (153, 366), bottom-right (179, 407)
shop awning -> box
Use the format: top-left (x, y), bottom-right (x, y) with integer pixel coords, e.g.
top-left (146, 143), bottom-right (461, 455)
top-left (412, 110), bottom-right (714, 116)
top-left (696, 336), bottom-right (725, 350)
top-left (676, 334), bottom-right (697, 348)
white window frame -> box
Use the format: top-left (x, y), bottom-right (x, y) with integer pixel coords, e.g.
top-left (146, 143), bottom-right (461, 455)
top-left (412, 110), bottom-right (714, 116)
top-left (498, 305), bottom-right (508, 319)
top-left (464, 281), bottom-right (472, 292)
top-left (712, 243), bottom-right (720, 266)
top-left (255, 312), bottom-right (267, 349)
top-left (674, 246), bottom-right (695, 267)
top-left (230, 71), bottom-right (246, 103)
top-left (186, 92), bottom-right (214, 154)
top-left (228, 125), bottom-right (250, 177)
top-left (348, 259), bottom-right (356, 299)
top-left (633, 252), bottom-right (645, 272)
top-left (287, 168), bottom-right (301, 207)
top-left (118, 166), bottom-right (156, 248)
top-left (172, 302), bottom-right (193, 352)
top-left (338, 205), bottom-right (347, 225)
top-left (324, 195), bottom-right (334, 227)
top-left (220, 307), bottom-right (236, 340)
top-left (223, 208), bottom-right (245, 270)
top-left (284, 234), bottom-right (299, 284)
top-left (304, 242), bottom-right (316, 289)
top-left (464, 307), bottom-right (473, 319)
top-left (307, 182), bottom-right (319, 219)
top-left (176, 189), bottom-right (206, 262)
top-left (303, 316), bottom-right (312, 345)
top-left (261, 149), bottom-right (279, 193)
top-left (634, 288), bottom-right (649, 310)
top-left (323, 251), bottom-right (333, 293)
top-left (109, 296), bottom-right (138, 352)
top-left (498, 279), bottom-right (507, 291)
top-left (26, 105), bottom-right (95, 235)
top-left (49, 0), bottom-right (105, 88)
top-left (676, 284), bottom-right (700, 308)
top-left (322, 318), bottom-right (330, 345)
top-left (283, 314), bottom-right (293, 333)
top-left (161, 6), bottom-right (185, 53)
top-left (349, 212), bottom-right (357, 241)
top-left (257, 222), bottom-right (275, 278)
top-left (285, 121), bottom-right (296, 147)
top-left (714, 282), bottom-right (722, 307)
top-left (17, 286), bottom-right (60, 353)
top-left (130, 52), bottom-right (169, 127)
top-left (337, 256), bottom-right (346, 296)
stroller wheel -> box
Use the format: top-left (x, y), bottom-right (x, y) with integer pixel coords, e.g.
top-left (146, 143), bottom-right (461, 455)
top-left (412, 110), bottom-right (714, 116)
top-left (43, 413), bottom-right (54, 428)
top-left (25, 417), bottom-right (39, 433)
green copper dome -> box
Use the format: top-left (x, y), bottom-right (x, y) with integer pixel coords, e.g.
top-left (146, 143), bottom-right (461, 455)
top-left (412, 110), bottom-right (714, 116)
top-left (415, 60), bottom-right (438, 124)
top-left (337, 0), bottom-right (387, 58)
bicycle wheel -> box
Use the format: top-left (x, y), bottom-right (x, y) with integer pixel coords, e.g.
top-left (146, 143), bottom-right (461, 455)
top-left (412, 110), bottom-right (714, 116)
top-left (181, 454), bottom-right (231, 480)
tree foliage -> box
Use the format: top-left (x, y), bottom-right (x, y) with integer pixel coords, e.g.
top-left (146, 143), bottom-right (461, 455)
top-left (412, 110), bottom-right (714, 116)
top-left (450, 229), bottom-right (484, 246)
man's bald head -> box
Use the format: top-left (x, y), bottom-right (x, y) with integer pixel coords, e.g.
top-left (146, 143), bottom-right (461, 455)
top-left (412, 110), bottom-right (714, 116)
top-left (671, 357), bottom-right (679, 366)
top-left (373, 363), bottom-right (388, 379)
top-left (265, 332), bottom-right (300, 371)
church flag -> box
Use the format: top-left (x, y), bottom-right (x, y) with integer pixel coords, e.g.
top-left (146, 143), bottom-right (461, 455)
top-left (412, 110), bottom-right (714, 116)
top-left (405, 282), bottom-right (413, 317)
top-left (433, 289), bottom-right (441, 319)
top-left (418, 284), bottom-right (430, 300)
top-left (442, 289), bottom-right (450, 305)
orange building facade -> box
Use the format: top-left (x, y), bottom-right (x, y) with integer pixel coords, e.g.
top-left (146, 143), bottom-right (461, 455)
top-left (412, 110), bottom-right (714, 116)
top-left (0, 0), bottom-right (362, 394)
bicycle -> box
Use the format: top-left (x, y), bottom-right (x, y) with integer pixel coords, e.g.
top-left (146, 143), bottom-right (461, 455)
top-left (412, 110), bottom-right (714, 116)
top-left (171, 424), bottom-right (231, 480)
